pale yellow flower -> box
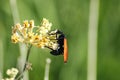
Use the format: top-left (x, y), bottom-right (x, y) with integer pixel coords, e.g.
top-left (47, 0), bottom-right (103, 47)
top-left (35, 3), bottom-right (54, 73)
top-left (52, 43), bottom-right (58, 50)
top-left (2, 78), bottom-right (14, 80)
top-left (27, 32), bottom-right (34, 42)
top-left (2, 68), bottom-right (19, 80)
top-left (23, 20), bottom-right (29, 28)
top-left (36, 41), bottom-right (45, 48)
top-left (39, 18), bottom-right (52, 34)
top-left (29, 20), bottom-right (34, 28)
top-left (11, 33), bottom-right (20, 43)
top-left (6, 68), bottom-right (18, 78)
top-left (11, 18), bottom-right (58, 50)
top-left (41, 18), bottom-right (52, 28)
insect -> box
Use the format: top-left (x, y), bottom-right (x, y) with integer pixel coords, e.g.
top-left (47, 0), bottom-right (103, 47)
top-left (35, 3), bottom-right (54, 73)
top-left (47, 30), bottom-right (68, 63)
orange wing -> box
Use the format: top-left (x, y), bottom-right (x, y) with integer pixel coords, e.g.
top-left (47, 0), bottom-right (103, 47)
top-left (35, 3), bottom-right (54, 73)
top-left (64, 38), bottom-right (68, 63)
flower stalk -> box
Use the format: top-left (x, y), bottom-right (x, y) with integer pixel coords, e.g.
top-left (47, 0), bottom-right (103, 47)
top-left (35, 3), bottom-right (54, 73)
top-left (23, 45), bottom-right (32, 71)
top-left (14, 45), bottom-right (32, 80)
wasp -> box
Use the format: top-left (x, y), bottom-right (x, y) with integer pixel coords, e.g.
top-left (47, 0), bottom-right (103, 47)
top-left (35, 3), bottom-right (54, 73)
top-left (46, 30), bottom-right (68, 63)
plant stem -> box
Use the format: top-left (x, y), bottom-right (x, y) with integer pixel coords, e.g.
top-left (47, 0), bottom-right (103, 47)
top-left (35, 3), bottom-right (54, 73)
top-left (87, 0), bottom-right (99, 80)
top-left (15, 45), bottom-right (32, 80)
top-left (44, 58), bottom-right (51, 80)
top-left (23, 45), bottom-right (32, 71)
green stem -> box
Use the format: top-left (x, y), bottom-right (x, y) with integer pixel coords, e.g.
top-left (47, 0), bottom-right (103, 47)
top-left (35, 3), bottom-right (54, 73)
top-left (23, 45), bottom-right (32, 71)
top-left (15, 45), bottom-right (32, 80)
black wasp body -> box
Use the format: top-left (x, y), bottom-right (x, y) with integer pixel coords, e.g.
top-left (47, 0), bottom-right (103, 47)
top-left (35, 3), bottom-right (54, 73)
top-left (48, 30), bottom-right (65, 56)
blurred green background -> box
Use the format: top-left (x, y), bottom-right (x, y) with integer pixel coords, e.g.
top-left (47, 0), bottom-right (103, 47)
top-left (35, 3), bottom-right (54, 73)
top-left (0, 0), bottom-right (120, 80)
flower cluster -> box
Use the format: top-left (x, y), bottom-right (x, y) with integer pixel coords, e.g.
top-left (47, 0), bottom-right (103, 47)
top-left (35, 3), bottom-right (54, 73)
top-left (11, 18), bottom-right (58, 49)
top-left (2, 68), bottom-right (18, 80)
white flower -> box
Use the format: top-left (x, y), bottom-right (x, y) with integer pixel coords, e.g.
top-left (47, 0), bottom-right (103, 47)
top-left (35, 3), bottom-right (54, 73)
top-left (6, 68), bottom-right (18, 78)
top-left (39, 27), bottom-right (49, 34)
top-left (39, 18), bottom-right (52, 34)
top-left (2, 78), bottom-right (14, 80)
top-left (11, 18), bottom-right (59, 49)
top-left (2, 68), bottom-right (18, 80)
top-left (52, 43), bottom-right (58, 50)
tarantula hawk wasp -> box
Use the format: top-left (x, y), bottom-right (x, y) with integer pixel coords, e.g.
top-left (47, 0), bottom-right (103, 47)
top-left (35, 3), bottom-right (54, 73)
top-left (46, 30), bottom-right (68, 63)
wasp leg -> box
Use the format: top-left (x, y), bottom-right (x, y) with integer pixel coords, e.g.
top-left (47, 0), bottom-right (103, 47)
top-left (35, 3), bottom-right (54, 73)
top-left (45, 46), bottom-right (54, 50)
